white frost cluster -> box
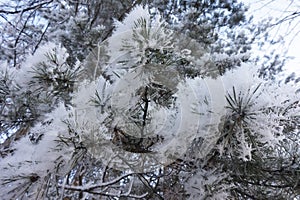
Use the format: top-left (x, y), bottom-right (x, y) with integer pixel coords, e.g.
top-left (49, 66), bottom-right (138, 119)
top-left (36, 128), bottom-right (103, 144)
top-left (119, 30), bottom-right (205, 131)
top-left (14, 43), bottom-right (68, 86)
top-left (0, 103), bottom-right (73, 199)
top-left (108, 5), bottom-right (173, 65)
top-left (217, 63), bottom-right (300, 160)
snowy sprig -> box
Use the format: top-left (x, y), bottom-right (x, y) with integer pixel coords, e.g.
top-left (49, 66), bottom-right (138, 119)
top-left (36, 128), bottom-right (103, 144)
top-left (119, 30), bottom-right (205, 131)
top-left (108, 5), bottom-right (174, 66)
top-left (216, 64), bottom-right (300, 161)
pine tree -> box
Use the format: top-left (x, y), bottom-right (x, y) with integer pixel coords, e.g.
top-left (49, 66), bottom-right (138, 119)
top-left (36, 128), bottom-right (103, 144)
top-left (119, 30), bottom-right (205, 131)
top-left (0, 2), bottom-right (299, 200)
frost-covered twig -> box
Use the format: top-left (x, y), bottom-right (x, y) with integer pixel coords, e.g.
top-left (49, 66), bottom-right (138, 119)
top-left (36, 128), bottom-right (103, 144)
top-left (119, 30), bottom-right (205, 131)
top-left (58, 172), bottom-right (136, 191)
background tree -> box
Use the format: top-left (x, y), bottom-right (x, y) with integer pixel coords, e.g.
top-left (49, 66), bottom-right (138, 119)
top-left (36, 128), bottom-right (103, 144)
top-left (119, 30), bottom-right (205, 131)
top-left (243, 0), bottom-right (300, 80)
top-left (0, 1), bottom-right (299, 200)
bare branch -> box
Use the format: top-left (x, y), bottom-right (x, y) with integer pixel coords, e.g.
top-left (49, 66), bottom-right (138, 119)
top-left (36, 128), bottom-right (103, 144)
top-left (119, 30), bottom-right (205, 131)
top-left (32, 22), bottom-right (50, 54)
top-left (59, 172), bottom-right (136, 191)
top-left (0, 1), bottom-right (53, 15)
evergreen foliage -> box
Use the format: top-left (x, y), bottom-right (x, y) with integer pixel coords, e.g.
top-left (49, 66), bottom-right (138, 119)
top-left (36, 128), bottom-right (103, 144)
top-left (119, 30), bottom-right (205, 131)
top-left (0, 1), bottom-right (299, 199)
